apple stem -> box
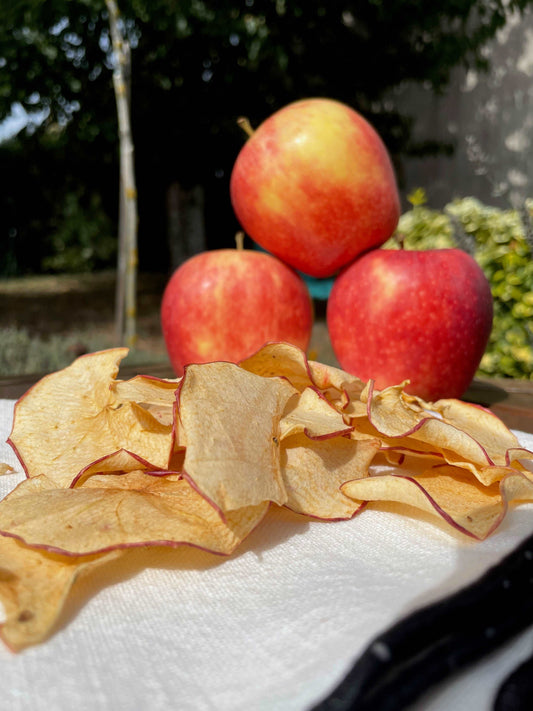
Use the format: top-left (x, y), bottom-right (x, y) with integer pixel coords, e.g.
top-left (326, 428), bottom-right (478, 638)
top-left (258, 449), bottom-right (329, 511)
top-left (395, 232), bottom-right (406, 250)
top-left (235, 231), bottom-right (245, 251)
top-left (237, 116), bottom-right (255, 138)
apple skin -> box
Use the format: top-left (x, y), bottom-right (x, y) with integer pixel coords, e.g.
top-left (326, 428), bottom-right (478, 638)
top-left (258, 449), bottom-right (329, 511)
top-left (229, 97), bottom-right (401, 279)
top-left (161, 248), bottom-right (314, 376)
top-left (326, 248), bottom-right (493, 401)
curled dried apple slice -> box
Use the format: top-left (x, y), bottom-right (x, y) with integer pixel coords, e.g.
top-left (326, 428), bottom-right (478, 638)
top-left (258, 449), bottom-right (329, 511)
top-left (280, 387), bottom-right (352, 441)
top-left (113, 373), bottom-right (180, 405)
top-left (239, 341), bottom-right (315, 391)
top-left (112, 374), bottom-right (180, 427)
top-left (69, 448), bottom-right (170, 487)
top-left (308, 359), bottom-right (365, 399)
top-left (359, 381), bottom-right (533, 485)
top-left (0, 471), bottom-right (268, 556)
top-left (341, 464), bottom-right (533, 540)
top-left (177, 361), bottom-right (297, 512)
top-left (0, 533), bottom-right (121, 651)
top-left (8, 349), bottom-right (174, 486)
top-left (431, 398), bottom-right (533, 471)
top-left (281, 434), bottom-right (380, 519)
top-left (240, 343), bottom-right (366, 417)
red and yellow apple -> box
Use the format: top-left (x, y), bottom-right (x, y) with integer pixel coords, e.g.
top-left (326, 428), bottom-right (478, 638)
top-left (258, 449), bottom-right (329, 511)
top-left (327, 248), bottom-right (493, 401)
top-left (161, 247), bottom-right (313, 376)
top-left (229, 97), bottom-right (401, 278)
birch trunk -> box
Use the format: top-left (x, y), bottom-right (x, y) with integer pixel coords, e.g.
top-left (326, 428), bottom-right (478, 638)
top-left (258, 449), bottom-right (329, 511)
top-left (106, 0), bottom-right (138, 348)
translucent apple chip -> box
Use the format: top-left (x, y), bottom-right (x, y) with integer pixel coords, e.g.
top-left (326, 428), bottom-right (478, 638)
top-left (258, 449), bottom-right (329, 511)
top-left (239, 342), bottom-right (315, 391)
top-left (500, 468), bottom-right (533, 503)
top-left (0, 534), bottom-right (121, 651)
top-left (280, 387), bottom-right (352, 441)
top-left (112, 374), bottom-right (180, 426)
top-left (8, 349), bottom-right (174, 486)
top-left (341, 464), bottom-right (533, 540)
top-left (281, 435), bottom-right (380, 519)
top-left (70, 448), bottom-right (171, 487)
top-left (431, 398), bottom-right (533, 470)
top-left (177, 361), bottom-right (297, 512)
top-left (308, 359), bottom-right (365, 402)
top-left (360, 381), bottom-right (533, 484)
top-left (240, 343), bottom-right (366, 416)
top-left (0, 471), bottom-right (268, 556)
top-left (113, 374), bottom-right (180, 405)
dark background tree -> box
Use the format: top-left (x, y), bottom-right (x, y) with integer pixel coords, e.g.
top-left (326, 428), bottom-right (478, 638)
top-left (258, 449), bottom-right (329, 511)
top-left (1, 0), bottom-right (531, 277)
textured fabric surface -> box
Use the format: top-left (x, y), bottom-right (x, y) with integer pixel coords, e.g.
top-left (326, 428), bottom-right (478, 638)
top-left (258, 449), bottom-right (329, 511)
top-left (0, 397), bottom-right (532, 711)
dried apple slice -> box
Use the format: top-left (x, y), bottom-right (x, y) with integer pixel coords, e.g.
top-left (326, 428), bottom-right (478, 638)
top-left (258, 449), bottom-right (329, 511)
top-left (69, 448), bottom-right (171, 487)
top-left (177, 361), bottom-right (297, 512)
top-left (0, 471), bottom-right (268, 556)
top-left (360, 381), bottom-right (533, 484)
top-left (341, 464), bottom-right (533, 540)
top-left (239, 342), bottom-right (315, 391)
top-left (113, 374), bottom-right (180, 405)
top-left (431, 398), bottom-right (533, 470)
top-left (0, 534), bottom-right (121, 651)
top-left (308, 358), bottom-right (365, 400)
top-left (8, 349), bottom-right (174, 486)
top-left (112, 374), bottom-right (180, 426)
top-left (280, 387), bottom-right (352, 441)
top-left (240, 343), bottom-right (366, 417)
top-left (281, 434), bottom-right (380, 519)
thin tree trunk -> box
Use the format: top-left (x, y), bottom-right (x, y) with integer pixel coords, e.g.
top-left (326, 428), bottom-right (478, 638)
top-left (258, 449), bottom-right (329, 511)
top-left (166, 182), bottom-right (206, 269)
top-left (106, 0), bottom-right (138, 348)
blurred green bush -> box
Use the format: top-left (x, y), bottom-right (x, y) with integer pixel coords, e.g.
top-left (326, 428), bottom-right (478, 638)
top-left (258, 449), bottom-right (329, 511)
top-left (41, 190), bottom-right (116, 274)
top-left (384, 191), bottom-right (533, 380)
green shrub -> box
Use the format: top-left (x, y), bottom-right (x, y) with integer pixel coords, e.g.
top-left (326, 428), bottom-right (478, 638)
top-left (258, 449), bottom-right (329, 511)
top-left (0, 326), bottom-right (168, 376)
top-left (0, 327), bottom-right (114, 376)
top-left (41, 190), bottom-right (116, 274)
top-left (384, 192), bottom-right (533, 380)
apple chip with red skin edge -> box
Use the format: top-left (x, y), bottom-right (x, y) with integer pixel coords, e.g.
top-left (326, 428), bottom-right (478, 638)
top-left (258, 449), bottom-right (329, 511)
top-left (239, 342), bottom-right (316, 392)
top-left (239, 343), bottom-right (367, 425)
top-left (358, 380), bottom-right (533, 485)
top-left (239, 343), bottom-right (367, 412)
top-left (280, 387), bottom-right (353, 441)
top-left (113, 374), bottom-right (180, 405)
top-left (69, 448), bottom-right (174, 488)
top-left (341, 464), bottom-right (533, 540)
top-left (112, 374), bottom-right (180, 427)
top-left (0, 471), bottom-right (269, 557)
top-left (281, 434), bottom-right (380, 520)
top-left (308, 359), bottom-right (366, 399)
top-left (0, 534), bottom-right (122, 652)
top-left (430, 398), bottom-right (533, 471)
top-left (177, 361), bottom-right (297, 513)
top-left (8, 349), bottom-right (174, 486)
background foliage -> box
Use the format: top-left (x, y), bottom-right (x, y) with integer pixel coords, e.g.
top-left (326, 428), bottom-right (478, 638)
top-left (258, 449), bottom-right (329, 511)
top-left (387, 194), bottom-right (533, 379)
top-left (2, 0), bottom-right (533, 276)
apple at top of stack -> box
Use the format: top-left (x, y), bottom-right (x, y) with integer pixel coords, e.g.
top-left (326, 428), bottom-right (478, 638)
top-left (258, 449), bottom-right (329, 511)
top-left (229, 97), bottom-right (401, 279)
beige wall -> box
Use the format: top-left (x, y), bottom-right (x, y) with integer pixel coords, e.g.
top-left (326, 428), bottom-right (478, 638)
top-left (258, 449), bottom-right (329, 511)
top-left (395, 7), bottom-right (533, 210)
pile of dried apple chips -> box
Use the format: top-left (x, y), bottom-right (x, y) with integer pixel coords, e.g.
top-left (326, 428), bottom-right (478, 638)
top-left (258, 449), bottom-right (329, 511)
top-left (1, 342), bottom-right (532, 651)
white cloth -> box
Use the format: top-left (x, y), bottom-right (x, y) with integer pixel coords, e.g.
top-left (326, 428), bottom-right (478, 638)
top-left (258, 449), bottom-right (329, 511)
top-left (0, 397), bottom-right (533, 711)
